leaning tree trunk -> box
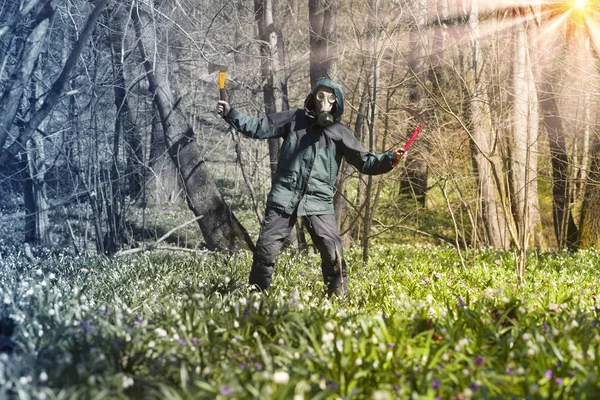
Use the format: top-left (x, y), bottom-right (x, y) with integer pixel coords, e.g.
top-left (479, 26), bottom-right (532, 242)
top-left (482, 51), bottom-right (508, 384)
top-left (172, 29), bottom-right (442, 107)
top-left (132, 2), bottom-right (254, 252)
top-left (0, 2), bottom-right (52, 152)
top-left (0, 0), bottom-right (109, 166)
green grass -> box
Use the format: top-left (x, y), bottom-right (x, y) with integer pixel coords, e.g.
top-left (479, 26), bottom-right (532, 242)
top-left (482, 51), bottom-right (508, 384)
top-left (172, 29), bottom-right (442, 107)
top-left (1, 246), bottom-right (600, 399)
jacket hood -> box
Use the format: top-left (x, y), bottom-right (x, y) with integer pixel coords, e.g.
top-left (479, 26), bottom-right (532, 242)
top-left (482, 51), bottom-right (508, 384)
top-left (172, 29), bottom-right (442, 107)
top-left (304, 78), bottom-right (345, 123)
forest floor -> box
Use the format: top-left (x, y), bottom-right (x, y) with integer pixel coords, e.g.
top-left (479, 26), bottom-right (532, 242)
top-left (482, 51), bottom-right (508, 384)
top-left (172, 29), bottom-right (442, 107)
top-left (1, 242), bottom-right (600, 399)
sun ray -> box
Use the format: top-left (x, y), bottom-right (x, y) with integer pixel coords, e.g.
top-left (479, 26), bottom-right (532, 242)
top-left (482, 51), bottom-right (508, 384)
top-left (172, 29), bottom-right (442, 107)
top-left (583, 13), bottom-right (600, 57)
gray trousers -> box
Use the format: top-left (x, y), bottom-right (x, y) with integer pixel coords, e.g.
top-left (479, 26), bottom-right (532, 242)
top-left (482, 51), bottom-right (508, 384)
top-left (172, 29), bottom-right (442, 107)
top-left (249, 207), bottom-right (347, 295)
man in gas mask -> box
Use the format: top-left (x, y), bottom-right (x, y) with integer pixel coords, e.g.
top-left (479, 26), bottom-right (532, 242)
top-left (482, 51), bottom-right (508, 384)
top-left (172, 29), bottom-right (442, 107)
top-left (217, 78), bottom-right (406, 296)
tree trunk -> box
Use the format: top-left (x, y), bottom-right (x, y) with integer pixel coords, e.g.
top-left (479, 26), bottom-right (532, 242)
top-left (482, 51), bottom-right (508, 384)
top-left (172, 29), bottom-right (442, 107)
top-left (108, 3), bottom-right (144, 201)
top-left (132, 1), bottom-right (254, 252)
top-left (579, 133), bottom-right (600, 248)
top-left (0, 3), bottom-right (52, 152)
top-left (536, 77), bottom-right (579, 249)
top-left (21, 131), bottom-right (51, 246)
top-left (0, 0), bottom-right (109, 166)
top-left (510, 17), bottom-right (545, 250)
top-left (399, 0), bottom-right (429, 208)
top-left (255, 0), bottom-right (299, 247)
top-left (146, 107), bottom-right (182, 204)
top-left (361, 0), bottom-right (382, 263)
top-left (309, 0), bottom-right (337, 85)
top-left (465, 0), bottom-right (509, 249)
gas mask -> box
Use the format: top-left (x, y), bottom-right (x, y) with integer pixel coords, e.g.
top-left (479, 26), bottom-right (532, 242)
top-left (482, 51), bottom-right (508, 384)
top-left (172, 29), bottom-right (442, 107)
top-left (314, 88), bottom-right (336, 127)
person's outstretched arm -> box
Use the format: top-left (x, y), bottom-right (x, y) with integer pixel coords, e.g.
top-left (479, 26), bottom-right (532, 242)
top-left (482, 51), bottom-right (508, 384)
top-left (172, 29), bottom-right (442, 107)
top-left (217, 100), bottom-right (295, 140)
top-left (340, 127), bottom-right (406, 175)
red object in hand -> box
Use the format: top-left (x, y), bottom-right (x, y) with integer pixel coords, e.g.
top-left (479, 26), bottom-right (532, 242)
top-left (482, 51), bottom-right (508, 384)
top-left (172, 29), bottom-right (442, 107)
top-left (403, 124), bottom-right (424, 151)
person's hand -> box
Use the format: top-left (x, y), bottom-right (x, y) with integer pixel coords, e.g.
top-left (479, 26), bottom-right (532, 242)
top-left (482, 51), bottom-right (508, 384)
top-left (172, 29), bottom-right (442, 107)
top-left (393, 148), bottom-right (406, 163)
top-left (217, 100), bottom-right (231, 117)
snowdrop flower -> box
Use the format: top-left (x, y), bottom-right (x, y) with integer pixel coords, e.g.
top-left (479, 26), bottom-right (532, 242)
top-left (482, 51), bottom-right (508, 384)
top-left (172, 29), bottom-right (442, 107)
top-left (570, 320), bottom-right (579, 328)
top-left (273, 370), bottom-right (289, 384)
top-left (373, 390), bottom-right (391, 400)
top-left (122, 375), bottom-right (134, 389)
top-left (154, 328), bottom-right (168, 338)
top-left (322, 332), bottom-right (334, 344)
top-left (39, 371), bottom-right (48, 383)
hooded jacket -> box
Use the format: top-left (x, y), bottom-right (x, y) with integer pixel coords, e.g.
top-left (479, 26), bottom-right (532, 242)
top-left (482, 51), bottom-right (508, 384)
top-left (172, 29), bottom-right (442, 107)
top-left (223, 79), bottom-right (395, 216)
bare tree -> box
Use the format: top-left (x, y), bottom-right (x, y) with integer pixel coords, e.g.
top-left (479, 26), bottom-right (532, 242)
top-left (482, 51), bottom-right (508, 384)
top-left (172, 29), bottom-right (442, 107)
top-left (309, 0), bottom-right (337, 84)
top-left (465, 0), bottom-right (509, 249)
top-left (509, 9), bottom-right (545, 256)
top-left (131, 0), bottom-right (254, 252)
top-left (400, 0), bottom-right (429, 208)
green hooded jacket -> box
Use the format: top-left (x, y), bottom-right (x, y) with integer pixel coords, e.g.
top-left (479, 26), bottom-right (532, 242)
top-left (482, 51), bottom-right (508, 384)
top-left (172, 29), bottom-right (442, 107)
top-left (224, 79), bottom-right (395, 216)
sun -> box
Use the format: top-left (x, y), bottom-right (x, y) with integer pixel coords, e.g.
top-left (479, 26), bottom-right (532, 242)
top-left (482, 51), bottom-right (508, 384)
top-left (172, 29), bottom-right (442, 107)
top-left (574, 0), bottom-right (587, 9)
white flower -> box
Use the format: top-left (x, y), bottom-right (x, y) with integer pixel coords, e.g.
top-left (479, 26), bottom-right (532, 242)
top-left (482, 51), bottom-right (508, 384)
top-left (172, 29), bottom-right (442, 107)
top-left (372, 390), bottom-right (391, 400)
top-left (273, 370), bottom-right (289, 385)
top-left (154, 328), bottom-right (168, 338)
top-left (325, 321), bottom-right (335, 331)
top-left (322, 332), bottom-right (334, 344)
top-left (233, 320), bottom-right (239, 328)
top-left (355, 358), bottom-right (363, 366)
top-left (571, 320), bottom-right (579, 328)
top-left (39, 371), bottom-right (48, 382)
top-left (122, 375), bottom-right (134, 389)
top-left (48, 273), bottom-right (56, 280)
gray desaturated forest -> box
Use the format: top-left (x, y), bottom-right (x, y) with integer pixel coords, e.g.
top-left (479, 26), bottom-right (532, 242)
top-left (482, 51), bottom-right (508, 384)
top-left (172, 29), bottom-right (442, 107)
top-left (1, 0), bottom-right (600, 278)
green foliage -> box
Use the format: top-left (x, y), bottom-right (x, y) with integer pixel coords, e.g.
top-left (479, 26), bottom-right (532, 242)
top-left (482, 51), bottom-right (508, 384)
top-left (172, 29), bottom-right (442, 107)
top-left (2, 246), bottom-right (600, 399)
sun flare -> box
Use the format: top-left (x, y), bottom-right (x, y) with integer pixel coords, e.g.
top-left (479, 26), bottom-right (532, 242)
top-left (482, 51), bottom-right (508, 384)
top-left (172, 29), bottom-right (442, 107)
top-left (574, 0), bottom-right (587, 9)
